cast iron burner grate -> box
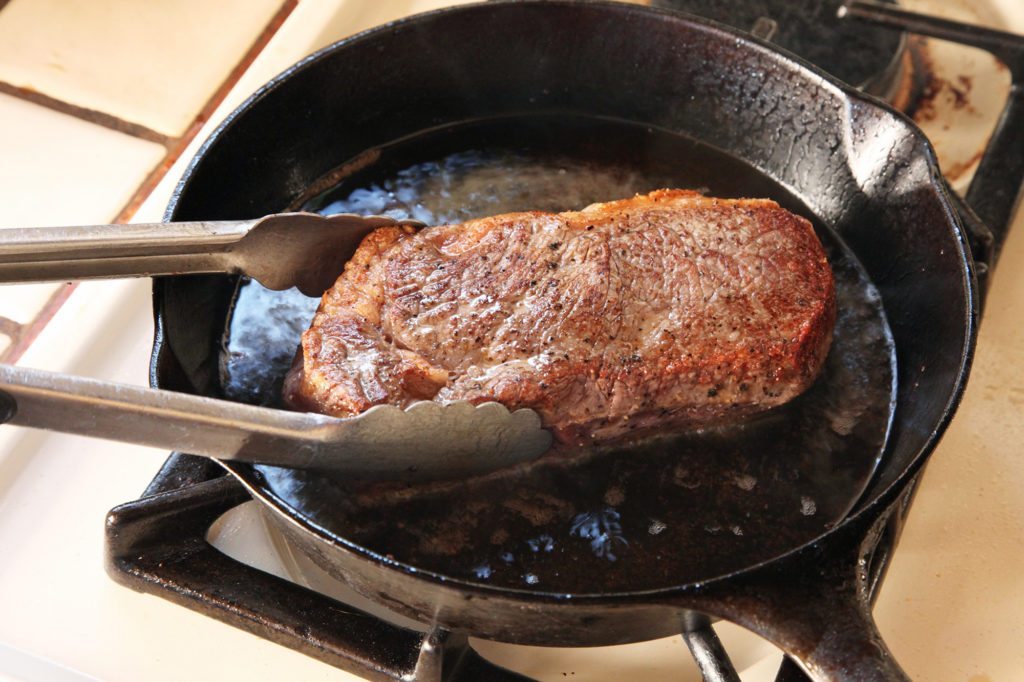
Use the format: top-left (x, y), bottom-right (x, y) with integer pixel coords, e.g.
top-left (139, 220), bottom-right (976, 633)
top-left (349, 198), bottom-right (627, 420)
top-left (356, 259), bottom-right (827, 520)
top-left (104, 452), bottom-right (914, 682)
top-left (651, 0), bottom-right (906, 99)
top-left (105, 4), bottom-right (1024, 681)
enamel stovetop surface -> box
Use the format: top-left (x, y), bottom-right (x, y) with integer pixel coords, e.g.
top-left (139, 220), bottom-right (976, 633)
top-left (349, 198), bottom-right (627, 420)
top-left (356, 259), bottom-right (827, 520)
top-left (0, 1), bottom-right (1021, 680)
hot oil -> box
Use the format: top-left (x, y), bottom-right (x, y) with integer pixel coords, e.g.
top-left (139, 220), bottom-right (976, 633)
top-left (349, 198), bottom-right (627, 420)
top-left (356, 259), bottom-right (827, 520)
top-left (222, 115), bottom-right (897, 593)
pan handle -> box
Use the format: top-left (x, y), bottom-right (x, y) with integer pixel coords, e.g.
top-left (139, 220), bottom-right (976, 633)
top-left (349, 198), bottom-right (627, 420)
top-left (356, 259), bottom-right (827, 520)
top-left (675, 499), bottom-right (910, 681)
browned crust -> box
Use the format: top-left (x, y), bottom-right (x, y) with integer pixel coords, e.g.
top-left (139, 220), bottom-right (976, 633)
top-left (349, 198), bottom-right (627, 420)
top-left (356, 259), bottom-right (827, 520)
top-left (284, 189), bottom-right (836, 443)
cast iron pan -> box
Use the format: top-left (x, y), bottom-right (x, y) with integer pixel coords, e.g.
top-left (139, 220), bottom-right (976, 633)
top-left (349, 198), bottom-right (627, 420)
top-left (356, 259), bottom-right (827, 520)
top-left (152, 2), bottom-right (1021, 679)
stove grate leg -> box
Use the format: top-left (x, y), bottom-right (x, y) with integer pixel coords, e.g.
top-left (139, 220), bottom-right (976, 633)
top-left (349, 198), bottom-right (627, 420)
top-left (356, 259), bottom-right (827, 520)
top-left (682, 620), bottom-right (741, 682)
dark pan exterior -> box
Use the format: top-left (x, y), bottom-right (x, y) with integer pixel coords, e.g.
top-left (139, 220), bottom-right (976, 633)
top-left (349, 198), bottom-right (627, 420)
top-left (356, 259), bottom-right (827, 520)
top-left (153, 2), bottom-right (978, 678)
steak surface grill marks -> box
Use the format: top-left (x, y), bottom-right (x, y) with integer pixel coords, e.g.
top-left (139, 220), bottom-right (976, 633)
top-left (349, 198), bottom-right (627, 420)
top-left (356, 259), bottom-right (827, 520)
top-left (284, 190), bottom-right (836, 443)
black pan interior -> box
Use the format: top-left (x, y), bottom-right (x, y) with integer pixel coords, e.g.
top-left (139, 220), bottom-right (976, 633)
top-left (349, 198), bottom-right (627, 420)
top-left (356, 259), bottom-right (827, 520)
top-left (220, 114), bottom-right (897, 593)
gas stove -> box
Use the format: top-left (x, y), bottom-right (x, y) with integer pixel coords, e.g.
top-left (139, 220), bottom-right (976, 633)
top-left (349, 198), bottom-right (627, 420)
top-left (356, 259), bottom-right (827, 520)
top-left (1, 1), bottom-right (1022, 681)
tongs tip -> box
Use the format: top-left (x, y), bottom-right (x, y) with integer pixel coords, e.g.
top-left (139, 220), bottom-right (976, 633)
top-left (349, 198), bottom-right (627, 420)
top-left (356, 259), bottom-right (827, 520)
top-left (309, 400), bottom-right (551, 480)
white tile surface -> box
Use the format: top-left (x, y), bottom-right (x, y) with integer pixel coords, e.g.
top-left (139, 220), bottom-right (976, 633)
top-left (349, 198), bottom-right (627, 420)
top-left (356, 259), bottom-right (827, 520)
top-left (132, 0), bottom-right (477, 223)
top-left (304, 0), bottom-right (477, 58)
top-left (1, 282), bottom-right (70, 325)
top-left (0, 93), bottom-right (164, 229)
top-left (0, 93), bottom-right (163, 329)
top-left (0, 0), bottom-right (286, 137)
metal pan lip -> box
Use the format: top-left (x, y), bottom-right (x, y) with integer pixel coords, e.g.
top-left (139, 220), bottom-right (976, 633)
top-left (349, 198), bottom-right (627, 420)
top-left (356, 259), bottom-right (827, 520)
top-left (159, 0), bottom-right (979, 600)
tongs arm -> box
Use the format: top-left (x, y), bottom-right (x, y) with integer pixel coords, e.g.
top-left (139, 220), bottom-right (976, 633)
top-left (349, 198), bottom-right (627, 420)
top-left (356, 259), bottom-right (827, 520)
top-left (0, 364), bottom-right (550, 480)
top-left (0, 363), bottom-right (338, 468)
top-left (0, 220), bottom-right (257, 283)
top-left (0, 213), bottom-right (415, 296)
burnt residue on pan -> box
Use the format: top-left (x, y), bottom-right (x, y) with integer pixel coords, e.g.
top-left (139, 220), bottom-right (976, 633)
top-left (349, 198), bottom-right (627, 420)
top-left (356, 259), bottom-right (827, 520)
top-left (221, 115), bottom-right (897, 594)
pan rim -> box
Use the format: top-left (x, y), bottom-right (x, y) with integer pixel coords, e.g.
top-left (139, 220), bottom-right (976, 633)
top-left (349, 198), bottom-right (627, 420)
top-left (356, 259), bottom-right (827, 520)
top-left (160, 0), bottom-right (979, 602)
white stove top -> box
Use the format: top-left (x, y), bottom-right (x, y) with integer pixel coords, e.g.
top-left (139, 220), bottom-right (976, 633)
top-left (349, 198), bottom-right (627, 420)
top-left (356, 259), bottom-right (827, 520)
top-left (1, 1), bottom-right (1022, 680)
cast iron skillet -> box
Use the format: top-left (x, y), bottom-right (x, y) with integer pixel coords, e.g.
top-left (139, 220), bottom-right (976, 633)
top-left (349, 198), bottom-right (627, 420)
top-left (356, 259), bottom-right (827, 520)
top-left (152, 2), bottom-right (1022, 680)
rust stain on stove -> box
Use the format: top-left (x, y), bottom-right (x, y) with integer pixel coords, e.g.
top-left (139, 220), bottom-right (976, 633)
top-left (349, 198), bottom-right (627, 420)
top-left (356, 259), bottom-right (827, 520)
top-left (901, 36), bottom-right (1001, 185)
top-left (916, 71), bottom-right (976, 122)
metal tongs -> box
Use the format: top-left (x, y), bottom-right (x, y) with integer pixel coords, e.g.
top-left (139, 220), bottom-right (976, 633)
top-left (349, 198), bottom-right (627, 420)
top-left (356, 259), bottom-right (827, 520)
top-left (0, 214), bottom-right (551, 480)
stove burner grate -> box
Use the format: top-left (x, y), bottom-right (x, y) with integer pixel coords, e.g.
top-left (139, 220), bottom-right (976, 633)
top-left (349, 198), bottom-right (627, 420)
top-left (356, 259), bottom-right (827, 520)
top-left (651, 0), bottom-right (906, 99)
top-left (105, 452), bottom-right (907, 682)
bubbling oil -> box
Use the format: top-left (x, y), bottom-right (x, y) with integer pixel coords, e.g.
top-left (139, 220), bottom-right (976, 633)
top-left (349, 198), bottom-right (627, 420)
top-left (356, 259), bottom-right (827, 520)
top-left (222, 115), bottom-right (897, 592)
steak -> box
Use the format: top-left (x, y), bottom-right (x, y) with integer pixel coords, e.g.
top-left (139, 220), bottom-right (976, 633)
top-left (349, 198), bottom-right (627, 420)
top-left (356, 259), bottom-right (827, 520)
top-left (283, 189), bottom-right (835, 444)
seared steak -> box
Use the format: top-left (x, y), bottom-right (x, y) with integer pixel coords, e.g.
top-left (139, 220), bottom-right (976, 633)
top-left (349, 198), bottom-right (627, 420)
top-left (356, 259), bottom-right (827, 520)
top-left (284, 190), bottom-right (835, 443)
